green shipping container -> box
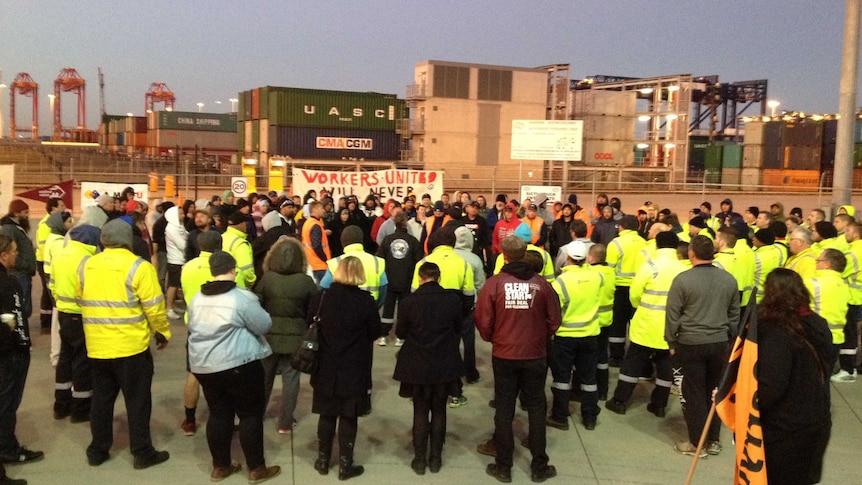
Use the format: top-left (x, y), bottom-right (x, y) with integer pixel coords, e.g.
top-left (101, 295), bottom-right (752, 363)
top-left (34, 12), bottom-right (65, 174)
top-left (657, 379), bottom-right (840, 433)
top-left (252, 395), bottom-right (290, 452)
top-left (722, 144), bottom-right (742, 168)
top-left (252, 121), bottom-right (260, 152)
top-left (237, 93), bottom-right (247, 122)
top-left (259, 87), bottom-right (269, 120)
top-left (156, 111), bottom-right (238, 132)
top-left (237, 120), bottom-right (245, 152)
top-left (704, 145), bottom-right (723, 171)
top-left (855, 143), bottom-right (862, 168)
top-left (269, 87), bottom-right (400, 131)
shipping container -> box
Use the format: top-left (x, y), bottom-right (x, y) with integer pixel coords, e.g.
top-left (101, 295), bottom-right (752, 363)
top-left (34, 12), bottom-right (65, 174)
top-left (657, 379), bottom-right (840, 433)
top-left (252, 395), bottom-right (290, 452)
top-left (761, 141), bottom-right (785, 170)
top-left (259, 87), bottom-right (269, 120)
top-left (267, 87), bottom-right (400, 131)
top-left (252, 121), bottom-right (260, 152)
top-left (135, 117), bottom-right (147, 134)
top-left (251, 88), bottom-right (260, 120)
top-left (743, 121), bottom-right (764, 145)
top-left (571, 90), bottom-right (636, 116)
top-left (687, 136), bottom-right (709, 171)
top-left (243, 91), bottom-right (252, 122)
top-left (237, 92), bottom-right (247, 122)
top-left (148, 130), bottom-right (237, 151)
top-left (783, 145), bottom-right (822, 170)
top-left (259, 120), bottom-right (268, 155)
top-left (745, 121), bottom-right (785, 147)
top-left (783, 122), bottom-right (822, 147)
top-left (116, 133), bottom-right (125, 146)
top-left (579, 115), bottom-right (633, 140)
top-left (721, 144), bottom-right (742, 168)
top-left (721, 167), bottom-right (741, 188)
top-left (244, 121), bottom-right (252, 153)
top-left (741, 168), bottom-right (762, 189)
top-left (150, 111), bottom-right (237, 132)
top-left (857, 121), bottom-right (862, 143)
top-left (762, 169), bottom-right (820, 191)
top-left (581, 139), bottom-right (635, 166)
top-left (704, 145), bottom-right (723, 171)
top-left (238, 121), bottom-right (245, 152)
top-left (272, 127), bottom-right (398, 160)
top-left (743, 145), bottom-right (762, 168)
top-left (822, 120), bottom-right (838, 145)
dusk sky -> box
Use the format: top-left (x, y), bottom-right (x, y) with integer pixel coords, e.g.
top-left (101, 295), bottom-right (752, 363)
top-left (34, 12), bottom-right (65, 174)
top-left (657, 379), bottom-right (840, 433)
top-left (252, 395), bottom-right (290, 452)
top-left (0, 0), bottom-right (852, 135)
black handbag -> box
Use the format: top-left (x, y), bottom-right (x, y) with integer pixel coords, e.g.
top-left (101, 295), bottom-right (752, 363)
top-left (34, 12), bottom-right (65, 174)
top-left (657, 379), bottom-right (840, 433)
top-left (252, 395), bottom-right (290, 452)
top-left (291, 291), bottom-right (325, 374)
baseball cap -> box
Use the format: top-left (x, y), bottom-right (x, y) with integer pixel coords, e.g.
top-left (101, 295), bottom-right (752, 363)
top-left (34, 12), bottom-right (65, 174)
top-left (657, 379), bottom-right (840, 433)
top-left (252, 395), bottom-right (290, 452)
top-left (433, 201), bottom-right (445, 211)
top-left (528, 204), bottom-right (538, 211)
top-left (565, 240), bottom-right (587, 260)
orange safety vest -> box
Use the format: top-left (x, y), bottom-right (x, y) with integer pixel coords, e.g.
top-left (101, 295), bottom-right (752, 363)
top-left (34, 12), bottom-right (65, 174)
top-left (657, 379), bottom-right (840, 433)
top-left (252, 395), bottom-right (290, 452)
top-left (423, 214), bottom-right (452, 254)
top-left (574, 207), bottom-right (594, 238)
top-left (302, 217), bottom-right (331, 271)
top-left (524, 216), bottom-right (544, 250)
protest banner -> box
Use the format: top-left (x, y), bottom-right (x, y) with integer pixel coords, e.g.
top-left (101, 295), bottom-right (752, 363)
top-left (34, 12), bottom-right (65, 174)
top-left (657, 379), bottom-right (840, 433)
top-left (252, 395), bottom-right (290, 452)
top-left (292, 168), bottom-right (444, 201)
top-left (80, 182), bottom-right (148, 209)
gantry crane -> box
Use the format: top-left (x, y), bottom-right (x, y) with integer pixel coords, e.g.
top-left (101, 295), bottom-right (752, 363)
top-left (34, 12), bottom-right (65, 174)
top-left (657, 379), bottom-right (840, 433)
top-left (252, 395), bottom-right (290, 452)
top-left (145, 82), bottom-right (175, 112)
top-left (9, 73), bottom-right (38, 138)
top-left (53, 68), bottom-right (86, 141)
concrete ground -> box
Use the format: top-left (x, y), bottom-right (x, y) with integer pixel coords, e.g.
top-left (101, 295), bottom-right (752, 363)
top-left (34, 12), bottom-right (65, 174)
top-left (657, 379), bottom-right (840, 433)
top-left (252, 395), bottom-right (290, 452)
top-left (6, 284), bottom-right (862, 485)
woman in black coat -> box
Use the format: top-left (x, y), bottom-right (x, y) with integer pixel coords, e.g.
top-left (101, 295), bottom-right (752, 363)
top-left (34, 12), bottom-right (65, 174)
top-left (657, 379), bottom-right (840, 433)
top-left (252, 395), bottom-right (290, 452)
top-left (393, 262), bottom-right (464, 475)
top-left (757, 269), bottom-right (837, 485)
top-left (325, 208), bottom-right (350, 257)
top-left (310, 256), bottom-right (379, 481)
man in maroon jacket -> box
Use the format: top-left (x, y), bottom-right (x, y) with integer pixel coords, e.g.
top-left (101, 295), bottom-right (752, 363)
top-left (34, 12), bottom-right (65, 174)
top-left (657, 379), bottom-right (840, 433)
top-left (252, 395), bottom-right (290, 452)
top-left (475, 236), bottom-right (561, 483)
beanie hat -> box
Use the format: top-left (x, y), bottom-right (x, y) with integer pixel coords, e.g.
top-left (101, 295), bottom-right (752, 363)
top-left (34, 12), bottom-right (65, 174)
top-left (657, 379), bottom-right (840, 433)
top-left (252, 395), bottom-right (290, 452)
top-left (118, 215), bottom-right (134, 227)
top-left (209, 251), bottom-right (237, 277)
top-left (198, 230), bottom-right (222, 253)
top-left (68, 224), bottom-right (101, 248)
top-left (227, 211), bottom-right (247, 226)
top-left (814, 221), bottom-right (838, 240)
top-left (619, 214), bottom-right (639, 230)
top-left (195, 199), bottom-right (210, 212)
top-left (514, 223), bottom-right (532, 243)
top-left (689, 217), bottom-right (707, 229)
top-left (495, 194), bottom-right (507, 204)
top-left (222, 190), bottom-right (232, 200)
top-left (96, 193), bottom-right (114, 207)
top-left (656, 231), bottom-right (679, 249)
top-left (100, 219), bottom-right (133, 250)
top-left (568, 194), bottom-right (578, 205)
top-left (8, 199), bottom-right (28, 214)
top-left (341, 225), bottom-right (364, 247)
top-left (754, 228), bottom-right (775, 245)
top-left (747, 206), bottom-right (759, 217)
top-left (125, 200), bottom-right (140, 213)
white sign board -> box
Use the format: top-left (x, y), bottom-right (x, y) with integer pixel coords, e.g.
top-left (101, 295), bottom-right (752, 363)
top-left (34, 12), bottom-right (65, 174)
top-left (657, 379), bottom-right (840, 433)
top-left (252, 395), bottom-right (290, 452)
top-left (80, 182), bottom-right (148, 209)
top-left (511, 120), bottom-right (583, 161)
top-left (292, 168), bottom-right (444, 201)
top-left (231, 177), bottom-right (249, 198)
top-left (0, 165), bottom-right (14, 218)
top-left (520, 185), bottom-right (562, 205)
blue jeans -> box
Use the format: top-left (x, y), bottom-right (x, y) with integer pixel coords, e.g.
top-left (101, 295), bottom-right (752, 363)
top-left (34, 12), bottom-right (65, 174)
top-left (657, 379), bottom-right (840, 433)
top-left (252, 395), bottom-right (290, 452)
top-left (10, 272), bottom-right (32, 320)
top-left (0, 350), bottom-right (30, 454)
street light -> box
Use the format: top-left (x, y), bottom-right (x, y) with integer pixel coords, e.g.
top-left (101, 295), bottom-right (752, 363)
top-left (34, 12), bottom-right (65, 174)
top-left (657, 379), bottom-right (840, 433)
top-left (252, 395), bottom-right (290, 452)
top-left (229, 98), bottom-right (238, 112)
top-left (0, 83), bottom-right (6, 138)
top-left (767, 99), bottom-right (780, 117)
top-left (48, 94), bottom-right (56, 138)
top-left (196, 102), bottom-right (204, 113)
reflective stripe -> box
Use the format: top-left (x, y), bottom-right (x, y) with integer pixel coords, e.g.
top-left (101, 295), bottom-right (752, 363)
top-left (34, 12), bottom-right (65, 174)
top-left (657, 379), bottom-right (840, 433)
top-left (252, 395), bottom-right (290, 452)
top-left (839, 348), bottom-right (858, 355)
top-left (618, 373), bottom-right (639, 384)
top-left (596, 363), bottom-right (609, 370)
top-left (643, 289), bottom-right (668, 296)
top-left (72, 390), bottom-right (93, 398)
top-left (238, 263), bottom-right (254, 271)
top-left (562, 317), bottom-right (595, 328)
top-left (125, 259), bottom-right (145, 302)
top-left (83, 315), bottom-right (146, 325)
top-left (78, 299), bottom-right (139, 308)
top-left (551, 382), bottom-right (572, 390)
top-left (380, 318), bottom-right (394, 324)
top-left (56, 295), bottom-right (77, 303)
top-left (55, 382), bottom-right (73, 390)
top-left (608, 337), bottom-right (626, 343)
top-left (655, 378), bottom-right (672, 388)
top-left (847, 253), bottom-right (862, 289)
top-left (557, 278), bottom-right (571, 307)
top-left (580, 384), bottom-right (598, 392)
top-left (228, 236), bottom-right (241, 252)
top-left (598, 305), bottom-right (613, 313)
top-left (639, 302), bottom-right (666, 311)
top-left (812, 279), bottom-right (822, 314)
top-left (360, 285), bottom-right (381, 292)
top-left (141, 295), bottom-right (165, 308)
top-left (463, 289), bottom-right (476, 296)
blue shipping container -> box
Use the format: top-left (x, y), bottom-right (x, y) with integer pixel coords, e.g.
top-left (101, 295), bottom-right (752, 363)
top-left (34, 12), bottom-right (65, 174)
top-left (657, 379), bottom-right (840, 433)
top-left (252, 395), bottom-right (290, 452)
top-left (272, 127), bottom-right (398, 160)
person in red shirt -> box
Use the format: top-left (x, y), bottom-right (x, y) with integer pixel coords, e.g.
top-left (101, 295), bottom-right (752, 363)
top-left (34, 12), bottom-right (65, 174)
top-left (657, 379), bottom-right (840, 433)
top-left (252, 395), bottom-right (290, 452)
top-left (490, 202), bottom-right (521, 272)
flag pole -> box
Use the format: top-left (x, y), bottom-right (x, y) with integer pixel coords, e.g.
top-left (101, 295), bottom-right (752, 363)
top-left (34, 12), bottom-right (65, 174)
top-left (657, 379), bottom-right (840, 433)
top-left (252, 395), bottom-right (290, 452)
top-left (684, 400), bottom-right (717, 485)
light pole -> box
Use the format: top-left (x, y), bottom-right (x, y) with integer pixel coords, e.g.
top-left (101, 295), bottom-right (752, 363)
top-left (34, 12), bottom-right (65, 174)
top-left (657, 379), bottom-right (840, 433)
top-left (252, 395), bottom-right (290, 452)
top-left (767, 99), bottom-right (780, 117)
top-left (48, 94), bottom-right (56, 139)
top-left (196, 102), bottom-right (204, 113)
top-left (0, 83), bottom-right (6, 138)
top-left (229, 98), bottom-right (238, 112)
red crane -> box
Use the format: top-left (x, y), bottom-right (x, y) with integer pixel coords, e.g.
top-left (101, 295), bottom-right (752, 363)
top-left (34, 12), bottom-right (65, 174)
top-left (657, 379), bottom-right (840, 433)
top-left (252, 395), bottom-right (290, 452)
top-left (53, 68), bottom-right (86, 141)
top-left (9, 73), bottom-right (38, 139)
top-left (145, 82), bottom-right (175, 112)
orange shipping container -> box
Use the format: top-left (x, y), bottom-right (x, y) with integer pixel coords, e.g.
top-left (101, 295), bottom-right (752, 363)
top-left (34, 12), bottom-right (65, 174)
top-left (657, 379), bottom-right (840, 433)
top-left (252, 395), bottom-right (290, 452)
top-left (134, 133), bottom-right (147, 147)
top-left (761, 169), bottom-right (820, 192)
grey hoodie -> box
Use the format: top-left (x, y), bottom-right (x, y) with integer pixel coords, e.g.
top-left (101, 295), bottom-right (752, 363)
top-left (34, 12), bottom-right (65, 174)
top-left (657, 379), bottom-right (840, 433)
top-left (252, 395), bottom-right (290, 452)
top-left (454, 226), bottom-right (486, 295)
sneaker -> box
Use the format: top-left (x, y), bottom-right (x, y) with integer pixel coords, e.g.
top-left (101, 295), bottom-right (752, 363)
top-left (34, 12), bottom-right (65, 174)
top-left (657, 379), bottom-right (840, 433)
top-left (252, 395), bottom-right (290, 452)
top-left (278, 419), bottom-right (298, 434)
top-left (133, 450), bottom-right (170, 470)
top-left (87, 452), bottom-right (109, 467)
top-left (466, 376), bottom-right (482, 384)
top-left (449, 395), bottom-right (468, 408)
top-left (248, 465), bottom-right (281, 484)
top-left (545, 415), bottom-right (569, 430)
top-left (395, 338), bottom-right (405, 347)
top-left (706, 441), bottom-right (722, 455)
top-left (604, 399), bottom-right (627, 415)
top-left (646, 403), bottom-right (666, 418)
top-left (476, 439), bottom-right (497, 457)
top-left (376, 337), bottom-right (387, 346)
top-left (0, 446), bottom-right (44, 464)
top-left (531, 464), bottom-right (557, 483)
top-left (166, 308), bottom-right (183, 320)
top-left (831, 369), bottom-right (857, 382)
top-left (211, 461), bottom-right (241, 482)
top-left (486, 463), bottom-right (512, 483)
top-left (674, 441), bottom-right (707, 458)
top-left (54, 409), bottom-right (71, 420)
top-left (181, 419), bottom-right (197, 436)
top-left (670, 384), bottom-right (681, 396)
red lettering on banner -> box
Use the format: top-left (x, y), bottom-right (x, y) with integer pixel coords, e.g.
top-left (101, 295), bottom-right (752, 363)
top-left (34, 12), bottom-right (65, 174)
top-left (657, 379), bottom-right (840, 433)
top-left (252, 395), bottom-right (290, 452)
top-left (594, 153), bottom-right (614, 160)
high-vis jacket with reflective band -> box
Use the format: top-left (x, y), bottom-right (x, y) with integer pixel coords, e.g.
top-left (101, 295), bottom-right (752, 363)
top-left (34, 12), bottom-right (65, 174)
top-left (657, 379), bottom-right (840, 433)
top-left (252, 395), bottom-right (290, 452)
top-left (42, 233), bottom-right (65, 278)
top-left (590, 263), bottom-right (615, 328)
top-left (628, 248), bottom-right (686, 350)
top-left (181, 251), bottom-right (213, 325)
top-left (606, 229), bottom-right (647, 287)
top-left (713, 249), bottom-right (736, 279)
top-left (412, 245), bottom-right (475, 297)
top-left (843, 239), bottom-right (862, 305)
top-left (633, 239), bottom-right (658, 271)
top-left (301, 217), bottom-right (330, 271)
top-left (35, 215), bottom-right (51, 262)
top-left (785, 246), bottom-right (817, 281)
top-left (327, 243), bottom-right (387, 301)
top-left (551, 264), bottom-right (602, 338)
top-left (492, 243), bottom-right (555, 282)
top-left (222, 226), bottom-right (256, 289)
top-left (51, 240), bottom-right (97, 314)
top-left (814, 236), bottom-right (849, 254)
top-left (753, 244), bottom-right (786, 303)
top-left (733, 240), bottom-right (756, 307)
top-left (805, 269), bottom-right (850, 345)
top-left (78, 248), bottom-right (171, 359)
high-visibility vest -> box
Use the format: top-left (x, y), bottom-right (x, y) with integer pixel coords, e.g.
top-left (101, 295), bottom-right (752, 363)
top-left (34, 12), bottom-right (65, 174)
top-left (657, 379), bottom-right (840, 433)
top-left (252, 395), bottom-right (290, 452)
top-left (180, 251), bottom-right (213, 325)
top-left (713, 249), bottom-right (736, 277)
top-left (411, 245), bottom-right (475, 297)
top-left (51, 240), bottom-right (97, 314)
top-left (326, 243), bottom-right (386, 301)
top-left (629, 249), bottom-right (686, 349)
top-left (301, 217), bottom-right (331, 271)
top-left (606, 230), bottom-right (647, 287)
top-left (591, 263), bottom-right (615, 328)
top-left (734, 240), bottom-right (756, 306)
top-left (222, 226), bottom-right (256, 289)
top-left (423, 215), bottom-right (452, 253)
top-left (753, 244), bottom-right (785, 303)
top-left (815, 236), bottom-right (850, 254)
top-left (43, 232), bottom-right (65, 277)
top-left (35, 215), bottom-right (51, 262)
top-left (843, 239), bottom-right (862, 305)
top-left (493, 243), bottom-right (555, 282)
top-left (524, 216), bottom-right (544, 249)
top-left (786, 246), bottom-right (817, 281)
top-left (79, 248), bottom-right (171, 359)
top-left (805, 269), bottom-right (850, 344)
top-left (552, 264), bottom-right (602, 338)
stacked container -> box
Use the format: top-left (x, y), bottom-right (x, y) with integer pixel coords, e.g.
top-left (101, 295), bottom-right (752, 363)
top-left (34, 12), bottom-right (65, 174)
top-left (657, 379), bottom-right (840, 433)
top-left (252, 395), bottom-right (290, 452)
top-left (720, 144), bottom-right (742, 188)
top-left (571, 90), bottom-right (636, 166)
top-left (146, 111), bottom-right (237, 157)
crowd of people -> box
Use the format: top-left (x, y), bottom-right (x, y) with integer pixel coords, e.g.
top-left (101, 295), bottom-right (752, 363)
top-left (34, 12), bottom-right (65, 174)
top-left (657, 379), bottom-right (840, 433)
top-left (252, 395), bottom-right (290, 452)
top-left (0, 186), bottom-right (857, 484)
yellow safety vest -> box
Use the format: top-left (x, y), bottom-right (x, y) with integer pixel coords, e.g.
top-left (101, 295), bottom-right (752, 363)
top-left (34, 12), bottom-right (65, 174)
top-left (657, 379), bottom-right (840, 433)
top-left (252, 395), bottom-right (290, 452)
top-left (843, 239), bottom-right (862, 306)
top-left (753, 244), bottom-right (785, 303)
top-left (606, 229), bottom-right (647, 287)
top-left (42, 233), bottom-right (65, 278)
top-left (629, 248), bottom-right (687, 350)
top-left (51, 240), bottom-right (97, 314)
top-left (412, 245), bottom-right (475, 297)
top-left (733, 240), bottom-right (756, 306)
top-left (35, 215), bottom-right (51, 262)
top-left (591, 263), bottom-right (615, 328)
top-left (181, 251), bottom-right (213, 325)
top-left (222, 226), bottom-right (256, 289)
top-left (805, 269), bottom-right (850, 344)
top-left (633, 239), bottom-right (658, 270)
top-left (786, 247), bottom-right (817, 281)
top-left (492, 243), bottom-right (555, 282)
top-left (327, 243), bottom-right (386, 301)
top-left (79, 248), bottom-right (171, 359)
top-left (552, 264), bottom-right (602, 338)
top-left (814, 236), bottom-right (849, 254)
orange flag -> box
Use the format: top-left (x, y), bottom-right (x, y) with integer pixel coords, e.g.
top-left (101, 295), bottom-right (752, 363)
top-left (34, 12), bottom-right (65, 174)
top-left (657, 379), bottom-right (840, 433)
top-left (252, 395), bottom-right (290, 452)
top-left (715, 305), bottom-right (767, 484)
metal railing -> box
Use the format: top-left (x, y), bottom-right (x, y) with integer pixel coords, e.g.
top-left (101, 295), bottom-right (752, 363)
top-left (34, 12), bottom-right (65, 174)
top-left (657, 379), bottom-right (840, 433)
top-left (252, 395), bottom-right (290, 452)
top-left (405, 83), bottom-right (427, 100)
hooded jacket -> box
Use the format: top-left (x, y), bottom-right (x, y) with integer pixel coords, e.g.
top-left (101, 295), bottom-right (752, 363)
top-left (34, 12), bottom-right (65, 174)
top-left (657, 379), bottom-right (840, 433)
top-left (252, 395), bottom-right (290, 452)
top-left (51, 227), bottom-right (100, 315)
top-left (43, 211), bottom-right (69, 276)
top-left (378, 227), bottom-right (423, 292)
top-left (0, 214), bottom-right (37, 275)
top-left (164, 206), bottom-right (188, 265)
top-left (454, 225), bottom-right (486, 294)
top-left (491, 213), bottom-right (522, 255)
top-left (370, 199), bottom-right (397, 243)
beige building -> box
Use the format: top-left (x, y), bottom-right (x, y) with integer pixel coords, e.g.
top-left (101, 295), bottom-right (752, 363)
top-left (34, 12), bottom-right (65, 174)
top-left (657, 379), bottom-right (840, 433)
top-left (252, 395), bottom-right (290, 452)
top-left (399, 60), bottom-right (554, 196)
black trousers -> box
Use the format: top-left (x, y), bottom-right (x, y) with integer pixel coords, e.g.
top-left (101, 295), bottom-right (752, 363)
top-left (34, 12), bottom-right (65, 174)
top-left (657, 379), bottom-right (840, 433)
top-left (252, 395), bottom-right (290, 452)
top-left (195, 360), bottom-right (267, 469)
top-left (461, 312), bottom-right (479, 382)
top-left (0, 350), bottom-right (29, 455)
top-left (672, 342), bottom-right (727, 444)
top-left (491, 356), bottom-right (548, 472)
top-left (612, 342), bottom-right (671, 407)
top-left (596, 326), bottom-right (610, 397)
top-left (88, 350), bottom-right (156, 460)
top-left (55, 312), bottom-right (92, 418)
top-left (381, 289), bottom-right (408, 336)
top-left (609, 287), bottom-right (634, 360)
top-left (317, 415), bottom-right (358, 461)
top-left (840, 304), bottom-right (860, 373)
top-left (411, 383), bottom-right (448, 460)
top-left (550, 336), bottom-right (599, 421)
top-left (37, 262), bottom-right (53, 329)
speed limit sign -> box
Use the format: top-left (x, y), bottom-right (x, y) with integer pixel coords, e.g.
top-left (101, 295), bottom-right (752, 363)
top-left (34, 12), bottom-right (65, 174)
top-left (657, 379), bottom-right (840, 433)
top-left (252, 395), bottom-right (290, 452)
top-left (231, 177), bottom-right (249, 198)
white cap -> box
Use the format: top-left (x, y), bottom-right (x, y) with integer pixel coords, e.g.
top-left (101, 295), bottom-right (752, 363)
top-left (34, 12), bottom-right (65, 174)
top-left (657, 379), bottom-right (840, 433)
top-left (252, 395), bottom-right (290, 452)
top-left (565, 240), bottom-right (587, 260)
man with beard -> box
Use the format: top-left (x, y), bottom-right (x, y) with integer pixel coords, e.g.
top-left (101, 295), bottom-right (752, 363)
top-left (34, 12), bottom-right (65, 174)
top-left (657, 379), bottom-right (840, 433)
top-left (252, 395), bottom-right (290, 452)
top-left (0, 201), bottom-right (36, 321)
top-left (461, 201), bottom-right (489, 270)
top-left (185, 207), bottom-right (216, 261)
top-left (549, 204), bottom-right (574, 259)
